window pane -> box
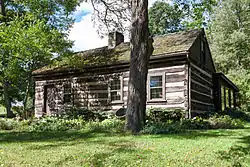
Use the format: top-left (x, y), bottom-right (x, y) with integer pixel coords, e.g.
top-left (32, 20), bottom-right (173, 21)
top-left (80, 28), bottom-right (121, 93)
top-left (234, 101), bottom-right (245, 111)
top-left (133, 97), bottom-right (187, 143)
top-left (64, 94), bottom-right (71, 103)
top-left (111, 91), bottom-right (121, 101)
top-left (111, 79), bottom-right (120, 90)
top-left (150, 76), bottom-right (162, 88)
top-left (150, 88), bottom-right (163, 99)
top-left (64, 84), bottom-right (71, 93)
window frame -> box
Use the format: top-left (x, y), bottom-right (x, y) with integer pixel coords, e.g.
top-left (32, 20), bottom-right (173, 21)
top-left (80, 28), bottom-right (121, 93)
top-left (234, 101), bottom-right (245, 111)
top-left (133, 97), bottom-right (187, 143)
top-left (109, 76), bottom-right (123, 104)
top-left (147, 73), bottom-right (166, 101)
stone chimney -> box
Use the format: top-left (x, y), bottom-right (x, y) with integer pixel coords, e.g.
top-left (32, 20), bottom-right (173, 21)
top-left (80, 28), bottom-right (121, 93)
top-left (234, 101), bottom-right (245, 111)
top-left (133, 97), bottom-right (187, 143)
top-left (108, 31), bottom-right (124, 49)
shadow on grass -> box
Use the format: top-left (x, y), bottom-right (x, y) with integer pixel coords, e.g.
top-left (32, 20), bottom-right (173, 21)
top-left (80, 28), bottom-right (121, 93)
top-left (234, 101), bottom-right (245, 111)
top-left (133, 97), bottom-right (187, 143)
top-left (53, 138), bottom-right (150, 167)
top-left (217, 135), bottom-right (250, 166)
top-left (0, 130), bottom-right (96, 143)
top-left (147, 129), bottom-right (242, 140)
top-left (0, 128), bottom-right (243, 144)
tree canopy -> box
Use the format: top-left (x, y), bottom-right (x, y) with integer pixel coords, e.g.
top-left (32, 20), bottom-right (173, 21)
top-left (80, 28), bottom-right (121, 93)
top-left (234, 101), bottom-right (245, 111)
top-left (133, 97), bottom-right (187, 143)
top-left (149, 1), bottom-right (184, 35)
top-left (0, 0), bottom-right (78, 117)
top-left (209, 0), bottom-right (250, 109)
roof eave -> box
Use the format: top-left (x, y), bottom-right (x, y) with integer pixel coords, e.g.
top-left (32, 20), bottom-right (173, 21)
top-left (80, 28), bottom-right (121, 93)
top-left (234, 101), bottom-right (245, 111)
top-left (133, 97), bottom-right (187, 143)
top-left (32, 51), bottom-right (188, 77)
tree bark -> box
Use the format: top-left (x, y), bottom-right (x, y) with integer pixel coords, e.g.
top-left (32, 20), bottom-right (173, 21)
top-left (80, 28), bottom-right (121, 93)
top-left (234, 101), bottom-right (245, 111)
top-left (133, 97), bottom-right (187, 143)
top-left (23, 76), bottom-right (31, 119)
top-left (3, 81), bottom-right (14, 118)
top-left (126, 0), bottom-right (153, 133)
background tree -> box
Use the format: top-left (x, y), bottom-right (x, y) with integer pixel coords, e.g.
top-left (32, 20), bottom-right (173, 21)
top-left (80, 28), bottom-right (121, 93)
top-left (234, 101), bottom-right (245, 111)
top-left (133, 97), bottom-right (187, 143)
top-left (149, 1), bottom-right (184, 35)
top-left (148, 0), bottom-right (217, 36)
top-left (209, 0), bottom-right (250, 110)
top-left (0, 0), bottom-right (78, 117)
top-left (90, 0), bottom-right (153, 133)
top-left (126, 0), bottom-right (153, 133)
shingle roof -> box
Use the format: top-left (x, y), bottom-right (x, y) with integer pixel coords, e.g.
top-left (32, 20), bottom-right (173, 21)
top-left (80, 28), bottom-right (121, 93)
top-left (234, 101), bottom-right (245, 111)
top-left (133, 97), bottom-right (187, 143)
top-left (33, 29), bottom-right (201, 75)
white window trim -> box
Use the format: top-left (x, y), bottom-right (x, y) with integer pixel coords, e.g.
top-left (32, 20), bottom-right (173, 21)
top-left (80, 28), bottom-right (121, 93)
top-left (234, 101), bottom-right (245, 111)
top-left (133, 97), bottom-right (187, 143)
top-left (147, 73), bottom-right (166, 102)
top-left (109, 76), bottom-right (123, 104)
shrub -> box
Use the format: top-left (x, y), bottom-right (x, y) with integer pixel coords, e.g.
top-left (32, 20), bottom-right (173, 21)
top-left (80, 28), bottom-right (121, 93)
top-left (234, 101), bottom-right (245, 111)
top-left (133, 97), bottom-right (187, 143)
top-left (180, 117), bottom-right (210, 130)
top-left (141, 121), bottom-right (184, 134)
top-left (60, 107), bottom-right (108, 121)
top-left (84, 118), bottom-right (125, 133)
top-left (0, 118), bottom-right (20, 130)
top-left (208, 115), bottom-right (244, 129)
top-left (141, 115), bottom-right (245, 134)
top-left (223, 108), bottom-right (250, 121)
top-left (146, 108), bottom-right (185, 123)
top-left (28, 117), bottom-right (85, 132)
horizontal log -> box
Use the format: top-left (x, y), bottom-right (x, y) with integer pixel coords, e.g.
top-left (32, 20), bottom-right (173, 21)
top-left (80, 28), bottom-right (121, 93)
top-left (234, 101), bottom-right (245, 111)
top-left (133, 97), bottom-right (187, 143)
top-left (191, 89), bottom-right (212, 98)
top-left (166, 74), bottom-right (186, 83)
top-left (191, 82), bottom-right (212, 96)
top-left (166, 81), bottom-right (185, 87)
top-left (191, 79), bottom-right (212, 90)
top-left (191, 102), bottom-right (214, 112)
top-left (166, 86), bottom-right (185, 93)
top-left (146, 103), bottom-right (185, 109)
top-left (191, 99), bottom-right (214, 106)
top-left (166, 91), bottom-right (184, 98)
top-left (191, 71), bottom-right (213, 87)
top-left (191, 91), bottom-right (213, 104)
top-left (190, 63), bottom-right (212, 78)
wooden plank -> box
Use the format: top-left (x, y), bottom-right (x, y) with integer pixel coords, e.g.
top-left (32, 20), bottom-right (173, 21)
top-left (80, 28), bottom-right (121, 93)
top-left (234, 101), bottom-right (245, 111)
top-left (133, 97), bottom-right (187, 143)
top-left (166, 81), bottom-right (185, 87)
top-left (191, 102), bottom-right (214, 112)
top-left (166, 91), bottom-right (184, 98)
top-left (191, 79), bottom-right (212, 90)
top-left (166, 74), bottom-right (186, 83)
top-left (167, 97), bottom-right (185, 104)
top-left (166, 86), bottom-right (185, 93)
top-left (191, 91), bottom-right (213, 104)
top-left (191, 71), bottom-right (213, 87)
top-left (166, 71), bottom-right (185, 76)
top-left (191, 81), bottom-right (212, 95)
top-left (191, 89), bottom-right (212, 98)
top-left (191, 99), bottom-right (214, 106)
top-left (146, 103), bottom-right (185, 109)
top-left (190, 62), bottom-right (212, 78)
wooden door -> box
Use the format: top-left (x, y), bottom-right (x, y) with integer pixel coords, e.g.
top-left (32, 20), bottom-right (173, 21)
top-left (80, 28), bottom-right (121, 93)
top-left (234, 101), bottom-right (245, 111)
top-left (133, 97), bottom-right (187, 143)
top-left (44, 85), bottom-right (57, 115)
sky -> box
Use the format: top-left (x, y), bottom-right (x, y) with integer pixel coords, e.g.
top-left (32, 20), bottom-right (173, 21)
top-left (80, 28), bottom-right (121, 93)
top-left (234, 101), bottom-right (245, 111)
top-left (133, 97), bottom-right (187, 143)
top-left (69, 1), bottom-right (158, 52)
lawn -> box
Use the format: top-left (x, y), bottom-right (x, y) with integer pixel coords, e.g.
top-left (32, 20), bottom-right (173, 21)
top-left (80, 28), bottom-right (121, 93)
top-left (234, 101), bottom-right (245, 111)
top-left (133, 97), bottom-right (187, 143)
top-left (0, 125), bottom-right (249, 167)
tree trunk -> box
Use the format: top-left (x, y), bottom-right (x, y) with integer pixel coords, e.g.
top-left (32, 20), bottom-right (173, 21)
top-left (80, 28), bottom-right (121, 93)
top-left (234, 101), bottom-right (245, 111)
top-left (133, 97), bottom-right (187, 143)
top-left (23, 77), bottom-right (31, 119)
top-left (3, 81), bottom-right (14, 118)
top-left (126, 0), bottom-right (153, 133)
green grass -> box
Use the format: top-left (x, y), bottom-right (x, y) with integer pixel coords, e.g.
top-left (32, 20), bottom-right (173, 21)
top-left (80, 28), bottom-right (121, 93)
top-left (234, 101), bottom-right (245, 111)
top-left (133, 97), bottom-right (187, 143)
top-left (0, 125), bottom-right (250, 167)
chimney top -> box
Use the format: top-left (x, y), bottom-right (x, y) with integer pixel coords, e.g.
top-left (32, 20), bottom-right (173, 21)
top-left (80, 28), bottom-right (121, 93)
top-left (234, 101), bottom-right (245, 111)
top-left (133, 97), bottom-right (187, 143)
top-left (108, 31), bottom-right (124, 49)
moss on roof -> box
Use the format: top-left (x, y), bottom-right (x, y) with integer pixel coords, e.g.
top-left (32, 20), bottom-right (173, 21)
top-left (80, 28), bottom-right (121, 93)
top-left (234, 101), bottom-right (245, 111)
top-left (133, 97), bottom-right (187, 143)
top-left (33, 29), bottom-right (201, 75)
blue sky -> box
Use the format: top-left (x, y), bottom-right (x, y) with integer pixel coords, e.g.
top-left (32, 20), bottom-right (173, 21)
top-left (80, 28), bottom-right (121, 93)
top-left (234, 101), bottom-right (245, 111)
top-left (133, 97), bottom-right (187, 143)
top-left (69, 0), bottom-right (158, 52)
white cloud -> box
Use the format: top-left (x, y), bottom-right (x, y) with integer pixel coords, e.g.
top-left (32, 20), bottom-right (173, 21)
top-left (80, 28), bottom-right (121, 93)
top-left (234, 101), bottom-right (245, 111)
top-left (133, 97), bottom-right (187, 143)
top-left (69, 14), bottom-right (108, 52)
top-left (69, 0), bottom-right (160, 51)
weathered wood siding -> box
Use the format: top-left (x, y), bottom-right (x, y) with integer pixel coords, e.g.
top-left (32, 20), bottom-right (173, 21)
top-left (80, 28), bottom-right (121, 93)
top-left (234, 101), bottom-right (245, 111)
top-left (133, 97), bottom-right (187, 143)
top-left (187, 30), bottom-right (216, 115)
top-left (35, 64), bottom-right (188, 117)
top-left (190, 63), bottom-right (214, 113)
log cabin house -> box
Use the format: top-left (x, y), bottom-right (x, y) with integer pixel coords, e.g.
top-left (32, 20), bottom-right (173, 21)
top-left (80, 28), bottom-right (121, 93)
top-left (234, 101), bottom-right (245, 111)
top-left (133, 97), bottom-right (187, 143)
top-left (32, 29), bottom-right (239, 118)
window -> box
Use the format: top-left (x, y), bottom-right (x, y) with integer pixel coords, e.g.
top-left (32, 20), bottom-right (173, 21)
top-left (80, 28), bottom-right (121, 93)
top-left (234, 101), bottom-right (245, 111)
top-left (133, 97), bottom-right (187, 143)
top-left (63, 83), bottom-right (72, 103)
top-left (110, 78), bottom-right (122, 102)
top-left (149, 75), bottom-right (165, 100)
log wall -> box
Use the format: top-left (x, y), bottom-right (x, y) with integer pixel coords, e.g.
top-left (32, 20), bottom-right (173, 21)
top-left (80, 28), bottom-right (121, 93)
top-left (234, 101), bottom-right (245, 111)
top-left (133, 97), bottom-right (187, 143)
top-left (35, 64), bottom-right (188, 117)
top-left (190, 63), bottom-right (215, 114)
